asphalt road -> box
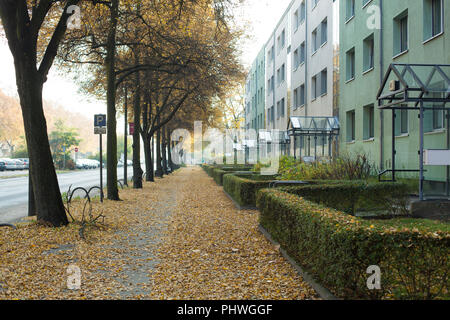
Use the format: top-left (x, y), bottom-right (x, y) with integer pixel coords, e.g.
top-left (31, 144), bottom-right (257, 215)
top-left (0, 166), bottom-right (136, 224)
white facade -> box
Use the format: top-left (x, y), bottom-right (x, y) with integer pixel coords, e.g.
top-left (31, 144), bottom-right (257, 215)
top-left (263, 0), bottom-right (337, 131)
top-left (265, 6), bottom-right (291, 132)
top-left (291, 0), bottom-right (335, 118)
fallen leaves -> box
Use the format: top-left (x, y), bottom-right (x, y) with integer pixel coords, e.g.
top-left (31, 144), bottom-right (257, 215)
top-left (0, 167), bottom-right (319, 300)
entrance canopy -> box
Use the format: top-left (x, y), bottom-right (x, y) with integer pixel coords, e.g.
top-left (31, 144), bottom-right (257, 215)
top-left (288, 116), bottom-right (340, 136)
top-left (376, 63), bottom-right (450, 201)
top-left (377, 63), bottom-right (450, 109)
top-left (288, 116), bottom-right (340, 160)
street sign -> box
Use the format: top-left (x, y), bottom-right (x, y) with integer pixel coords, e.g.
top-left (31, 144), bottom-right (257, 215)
top-left (94, 127), bottom-right (107, 135)
top-left (129, 123), bottom-right (135, 135)
top-left (75, 147), bottom-right (79, 153)
top-left (94, 114), bottom-right (107, 127)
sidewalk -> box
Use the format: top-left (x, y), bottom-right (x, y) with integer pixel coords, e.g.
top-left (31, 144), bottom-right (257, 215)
top-left (0, 167), bottom-right (318, 300)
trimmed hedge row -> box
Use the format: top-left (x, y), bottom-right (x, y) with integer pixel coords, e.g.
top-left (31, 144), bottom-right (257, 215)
top-left (223, 174), bottom-right (278, 207)
top-left (280, 182), bottom-right (410, 216)
top-left (257, 189), bottom-right (450, 300)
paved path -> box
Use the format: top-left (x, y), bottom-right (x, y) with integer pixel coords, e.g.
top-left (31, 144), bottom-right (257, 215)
top-left (0, 167), bottom-right (318, 300)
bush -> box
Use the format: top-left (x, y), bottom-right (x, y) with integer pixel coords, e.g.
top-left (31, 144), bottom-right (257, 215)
top-left (223, 174), bottom-right (278, 208)
top-left (280, 181), bottom-right (411, 216)
top-left (212, 169), bottom-right (227, 185)
top-left (257, 189), bottom-right (450, 299)
top-left (278, 154), bottom-right (374, 181)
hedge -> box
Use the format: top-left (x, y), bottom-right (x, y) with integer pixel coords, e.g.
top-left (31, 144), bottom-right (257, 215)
top-left (257, 189), bottom-right (450, 300)
top-left (223, 174), bottom-right (278, 208)
top-left (280, 182), bottom-right (411, 216)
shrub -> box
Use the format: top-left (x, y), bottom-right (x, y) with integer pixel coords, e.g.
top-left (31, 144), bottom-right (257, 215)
top-left (280, 181), bottom-right (411, 216)
top-left (278, 154), bottom-right (374, 181)
top-left (257, 189), bottom-right (450, 300)
top-left (223, 174), bottom-right (277, 208)
top-left (212, 169), bottom-right (227, 185)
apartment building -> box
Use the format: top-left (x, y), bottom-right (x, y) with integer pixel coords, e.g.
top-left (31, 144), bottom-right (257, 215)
top-left (339, 0), bottom-right (449, 195)
top-left (253, 0), bottom-right (338, 158)
top-left (265, 6), bottom-right (291, 132)
top-left (245, 47), bottom-right (266, 133)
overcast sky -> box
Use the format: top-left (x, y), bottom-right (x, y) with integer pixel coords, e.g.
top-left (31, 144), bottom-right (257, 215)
top-left (0, 0), bottom-right (300, 123)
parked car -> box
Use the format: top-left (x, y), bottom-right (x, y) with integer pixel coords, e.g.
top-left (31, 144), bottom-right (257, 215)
top-left (76, 159), bottom-right (100, 170)
top-left (17, 158), bottom-right (29, 169)
top-left (13, 159), bottom-right (25, 170)
top-left (0, 159), bottom-right (6, 171)
top-left (2, 158), bottom-right (17, 171)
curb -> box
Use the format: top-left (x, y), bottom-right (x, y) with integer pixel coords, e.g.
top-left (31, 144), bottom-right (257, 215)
top-left (258, 225), bottom-right (339, 301)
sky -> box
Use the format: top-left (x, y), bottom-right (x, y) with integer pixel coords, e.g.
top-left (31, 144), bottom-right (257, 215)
top-left (0, 0), bottom-right (319, 125)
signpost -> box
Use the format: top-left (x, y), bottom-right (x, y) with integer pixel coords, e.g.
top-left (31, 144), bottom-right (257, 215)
top-left (94, 114), bottom-right (106, 202)
top-left (129, 122), bottom-right (135, 136)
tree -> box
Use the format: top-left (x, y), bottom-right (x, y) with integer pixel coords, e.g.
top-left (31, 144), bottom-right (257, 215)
top-left (0, 0), bottom-right (83, 226)
top-left (48, 119), bottom-right (81, 169)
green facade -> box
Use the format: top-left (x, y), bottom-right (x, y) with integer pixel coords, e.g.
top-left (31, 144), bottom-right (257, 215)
top-left (339, 0), bottom-right (449, 193)
top-left (245, 46), bottom-right (266, 132)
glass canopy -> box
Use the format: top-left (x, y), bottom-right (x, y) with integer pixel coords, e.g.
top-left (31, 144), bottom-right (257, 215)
top-left (288, 116), bottom-right (340, 136)
top-left (377, 63), bottom-right (450, 108)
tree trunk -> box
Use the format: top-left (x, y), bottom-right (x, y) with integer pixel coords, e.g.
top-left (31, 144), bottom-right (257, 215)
top-left (155, 111), bottom-right (163, 178)
top-left (162, 126), bottom-right (168, 175)
top-left (143, 134), bottom-right (153, 182)
top-left (167, 129), bottom-right (174, 172)
top-left (105, 0), bottom-right (119, 200)
top-left (132, 91), bottom-right (143, 188)
top-left (17, 71), bottom-right (67, 226)
top-left (28, 163), bottom-right (36, 217)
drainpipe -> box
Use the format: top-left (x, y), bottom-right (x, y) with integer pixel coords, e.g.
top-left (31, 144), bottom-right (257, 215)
top-left (379, 0), bottom-right (384, 171)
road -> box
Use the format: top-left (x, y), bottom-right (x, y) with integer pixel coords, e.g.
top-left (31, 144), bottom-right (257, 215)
top-left (0, 166), bottom-right (136, 224)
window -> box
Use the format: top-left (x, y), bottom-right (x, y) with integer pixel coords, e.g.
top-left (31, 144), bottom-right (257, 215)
top-left (346, 47), bottom-right (355, 81)
top-left (294, 10), bottom-right (300, 31)
top-left (346, 0), bottom-right (355, 21)
top-left (277, 101), bottom-right (281, 119)
top-left (424, 0), bottom-right (443, 40)
top-left (363, 0), bottom-right (371, 6)
top-left (281, 98), bottom-right (285, 117)
top-left (312, 28), bottom-right (318, 53)
top-left (363, 34), bottom-right (374, 72)
top-left (294, 85), bottom-right (305, 109)
top-left (312, 75), bottom-right (318, 100)
top-left (300, 1), bottom-right (306, 23)
top-left (363, 105), bottom-right (375, 140)
top-left (424, 99), bottom-right (444, 132)
top-left (294, 48), bottom-right (300, 69)
top-left (299, 84), bottom-right (305, 106)
top-left (271, 75), bottom-right (274, 91)
top-left (281, 29), bottom-right (286, 48)
top-left (312, 0), bottom-right (319, 8)
top-left (395, 109), bottom-right (409, 135)
top-left (347, 110), bottom-right (356, 142)
top-left (321, 18), bottom-right (328, 46)
top-left (300, 42), bottom-right (305, 64)
top-left (281, 64), bottom-right (285, 83)
top-left (394, 11), bottom-right (408, 55)
top-left (320, 69), bottom-right (327, 95)
top-left (293, 88), bottom-right (298, 109)
top-left (277, 68), bottom-right (281, 85)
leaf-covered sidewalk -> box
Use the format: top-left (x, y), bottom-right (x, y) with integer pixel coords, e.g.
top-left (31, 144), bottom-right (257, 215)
top-left (0, 167), bottom-right (318, 300)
